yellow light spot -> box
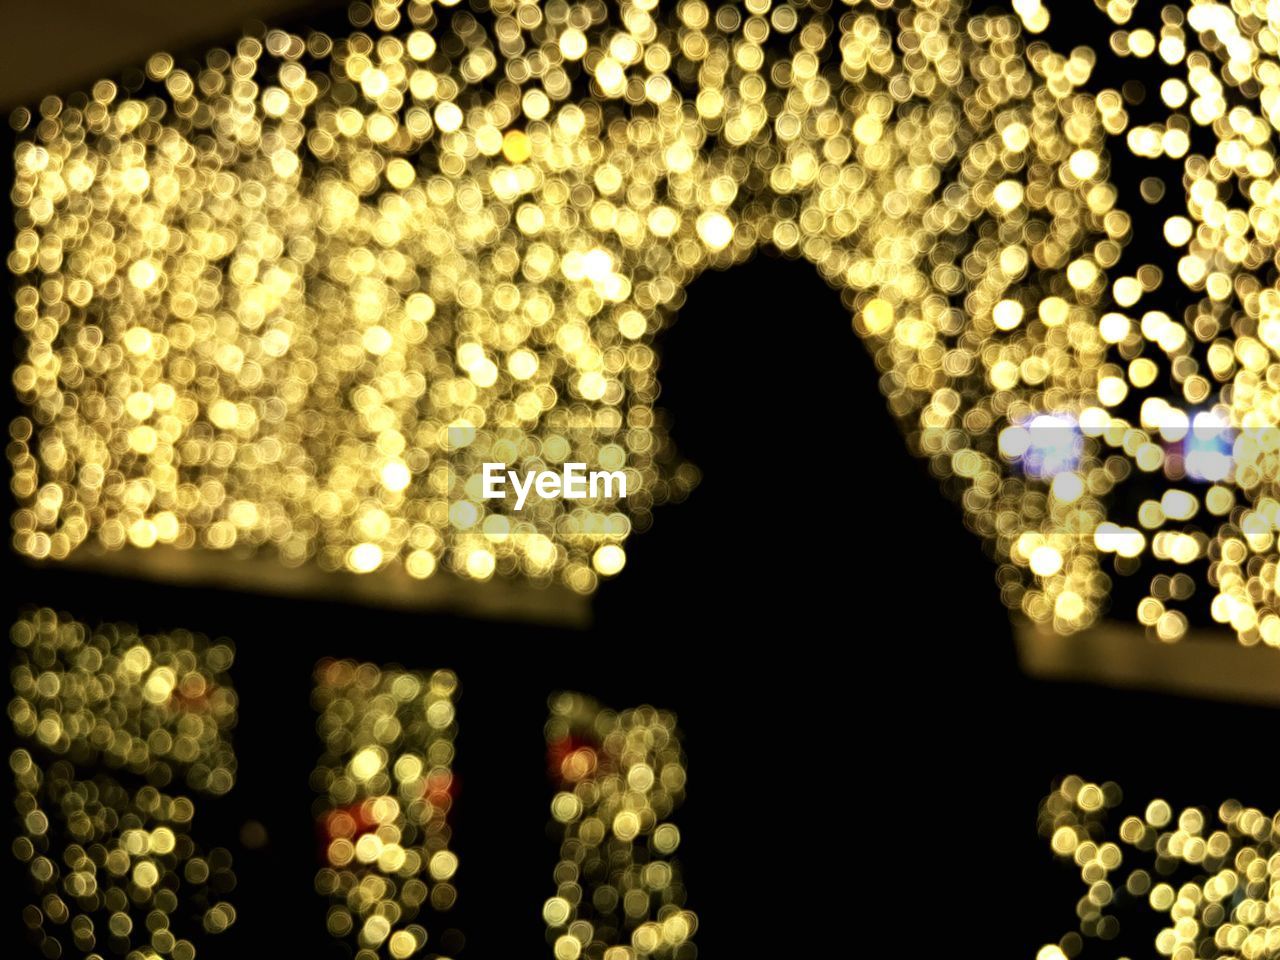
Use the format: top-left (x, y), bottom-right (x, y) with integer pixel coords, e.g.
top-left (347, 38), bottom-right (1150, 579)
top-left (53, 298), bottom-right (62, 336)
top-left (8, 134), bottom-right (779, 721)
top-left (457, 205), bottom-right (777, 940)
top-left (1029, 546), bottom-right (1063, 576)
top-left (405, 292), bottom-right (435, 323)
top-left (142, 666), bottom-right (175, 702)
top-left (1161, 489), bottom-right (1197, 520)
top-left (1051, 472), bottom-right (1083, 503)
top-left (128, 259), bottom-right (159, 290)
top-left (852, 113), bottom-right (882, 145)
top-left (993, 300), bottom-right (1024, 330)
top-left (1128, 358), bottom-right (1157, 388)
top-left (508, 349), bottom-right (539, 379)
top-left (363, 326), bottom-right (393, 355)
top-left (578, 371), bottom-right (607, 400)
top-left (128, 518), bottom-right (159, 548)
top-left (349, 747), bottom-right (383, 780)
top-left (595, 57), bottom-right (625, 96)
top-left (1001, 122), bottom-right (1030, 152)
top-left (1099, 313), bottom-right (1130, 343)
top-left (262, 88), bottom-right (290, 117)
top-left (465, 549), bottom-right (495, 579)
top-left (1068, 149), bottom-right (1100, 180)
top-left (502, 129), bottom-right (532, 163)
top-left (1055, 591), bottom-right (1085, 621)
top-left (469, 358), bottom-right (499, 387)
top-left (609, 309), bottom-right (644, 341)
top-left (208, 399), bottom-right (238, 430)
top-left (126, 391), bottom-right (155, 420)
top-left (1129, 29), bottom-right (1155, 58)
top-left (406, 30), bottom-right (436, 60)
top-left (593, 545), bottom-right (626, 576)
top-left (1067, 259), bottom-right (1099, 290)
top-left (1113, 276), bottom-right (1142, 307)
top-left (861, 298), bottom-right (894, 335)
top-left (347, 542), bottom-right (383, 573)
top-left (1161, 78), bottom-right (1188, 108)
top-left (133, 861), bottom-right (160, 888)
top-left (429, 850), bottom-right (459, 880)
top-left (993, 180), bottom-right (1024, 211)
top-left (386, 157), bottom-right (415, 189)
top-left (123, 327), bottom-right (153, 355)
top-left (1038, 297), bottom-right (1069, 327)
top-left (1098, 375), bottom-right (1128, 406)
top-left (613, 810), bottom-right (640, 841)
top-left (388, 931), bottom-right (417, 958)
top-left (543, 897), bottom-right (572, 926)
top-left (435, 101), bottom-right (463, 133)
top-left (128, 425), bottom-right (158, 454)
top-left (583, 247), bottom-right (614, 281)
top-left (695, 212), bottom-right (733, 251)
top-left (381, 461), bottom-right (411, 492)
top-left (1164, 216), bottom-right (1192, 246)
top-left (406, 549), bottom-right (437, 578)
top-left (559, 28), bottom-right (588, 60)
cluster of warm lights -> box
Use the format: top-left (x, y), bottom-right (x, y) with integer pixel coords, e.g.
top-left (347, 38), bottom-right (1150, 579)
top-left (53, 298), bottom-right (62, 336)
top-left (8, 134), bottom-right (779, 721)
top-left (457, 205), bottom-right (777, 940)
top-left (1105, 0), bottom-right (1280, 647)
top-left (9, 0), bottom-right (1280, 635)
top-left (9, 611), bottom-right (238, 791)
top-left (9, 611), bottom-right (239, 959)
top-left (544, 692), bottom-right (695, 960)
top-left (876, 0), bottom-right (1280, 645)
top-left (1037, 774), bottom-right (1280, 960)
top-left (9, 0), bottom-right (731, 596)
top-left (962, 0), bottom-right (1280, 645)
top-left (313, 659), bottom-right (459, 959)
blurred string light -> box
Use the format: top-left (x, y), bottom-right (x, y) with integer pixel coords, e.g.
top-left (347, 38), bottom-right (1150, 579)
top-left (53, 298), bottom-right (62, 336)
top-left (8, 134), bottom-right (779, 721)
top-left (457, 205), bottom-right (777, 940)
top-left (313, 659), bottom-right (459, 959)
top-left (1037, 775), bottom-right (1280, 960)
top-left (9, 611), bottom-right (238, 959)
top-left (1183, 411), bottom-right (1233, 483)
top-left (8, 0), bottom-right (1280, 640)
top-left (4, 0), bottom-right (1115, 602)
top-left (1074, 0), bottom-right (1280, 646)
top-left (1000, 414), bottom-right (1084, 480)
top-left (544, 693), bottom-right (695, 960)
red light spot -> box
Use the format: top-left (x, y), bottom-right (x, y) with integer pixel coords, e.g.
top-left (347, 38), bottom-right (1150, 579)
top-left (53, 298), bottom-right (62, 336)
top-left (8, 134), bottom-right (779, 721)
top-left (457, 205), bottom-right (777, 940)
top-left (548, 735), bottom-right (600, 783)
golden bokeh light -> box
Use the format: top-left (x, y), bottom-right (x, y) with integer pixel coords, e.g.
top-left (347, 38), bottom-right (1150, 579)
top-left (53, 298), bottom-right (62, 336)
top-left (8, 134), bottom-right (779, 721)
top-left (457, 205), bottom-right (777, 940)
top-left (545, 692), bottom-right (696, 960)
top-left (1039, 775), bottom-right (1280, 959)
top-left (9, 611), bottom-right (238, 959)
top-left (9, 0), bottom-right (1280, 639)
top-left (312, 659), bottom-right (459, 957)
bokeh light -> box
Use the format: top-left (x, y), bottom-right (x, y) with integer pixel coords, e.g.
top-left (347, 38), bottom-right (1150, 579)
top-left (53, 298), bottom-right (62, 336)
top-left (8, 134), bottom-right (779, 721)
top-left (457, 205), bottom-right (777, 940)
top-left (9, 611), bottom-right (238, 959)
top-left (544, 692), bottom-right (695, 960)
top-left (11, 0), bottom-right (1280, 639)
top-left (312, 659), bottom-right (458, 958)
top-left (1038, 774), bottom-right (1280, 960)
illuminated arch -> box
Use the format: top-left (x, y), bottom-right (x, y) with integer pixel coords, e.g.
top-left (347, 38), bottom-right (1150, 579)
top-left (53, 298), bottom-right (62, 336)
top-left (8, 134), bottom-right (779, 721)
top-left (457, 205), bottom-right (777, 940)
top-left (10, 0), bottom-right (1277, 643)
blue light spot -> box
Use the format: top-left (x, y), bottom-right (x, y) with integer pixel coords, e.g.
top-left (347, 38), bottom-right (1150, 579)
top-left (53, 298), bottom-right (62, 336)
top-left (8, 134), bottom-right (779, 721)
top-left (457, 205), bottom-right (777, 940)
top-left (1002, 414), bottom-right (1082, 479)
top-left (1184, 411), bottom-right (1233, 482)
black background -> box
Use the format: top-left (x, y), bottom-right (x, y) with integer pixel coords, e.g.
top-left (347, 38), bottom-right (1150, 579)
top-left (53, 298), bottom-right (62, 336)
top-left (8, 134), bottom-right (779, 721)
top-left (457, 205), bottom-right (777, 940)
top-left (6, 2), bottom-right (1279, 958)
